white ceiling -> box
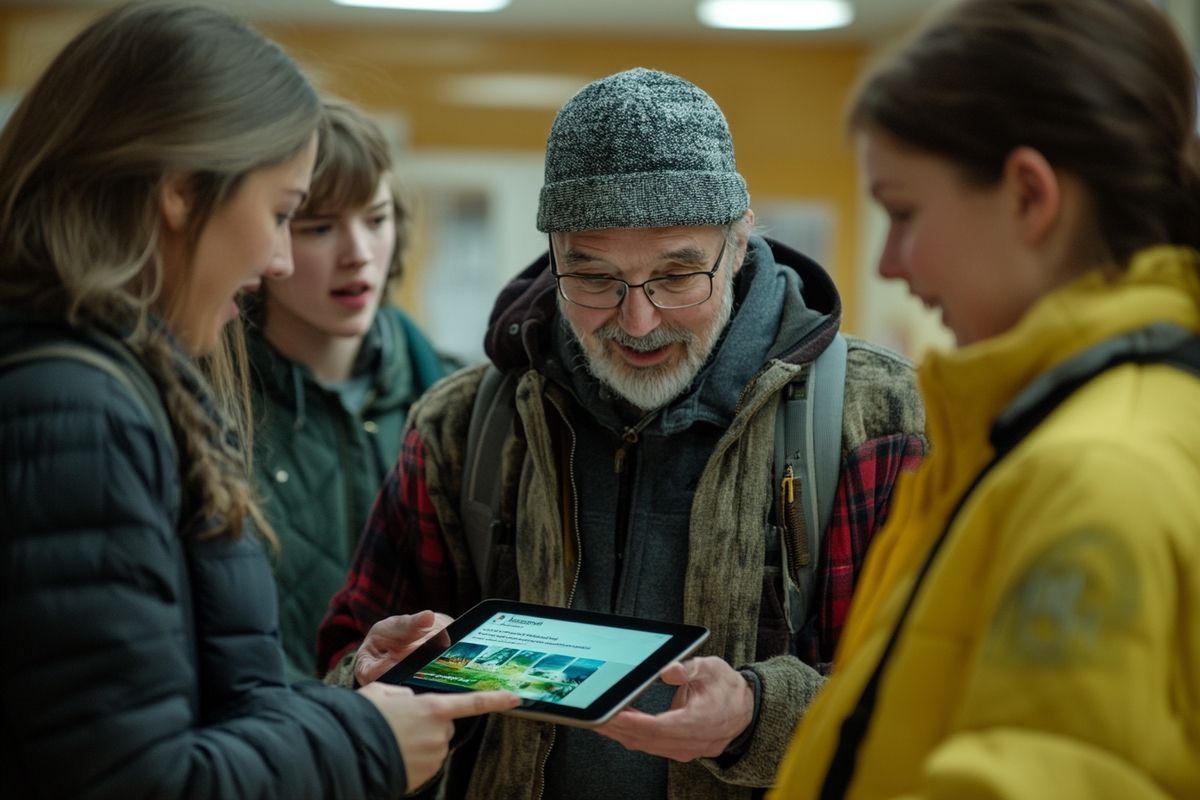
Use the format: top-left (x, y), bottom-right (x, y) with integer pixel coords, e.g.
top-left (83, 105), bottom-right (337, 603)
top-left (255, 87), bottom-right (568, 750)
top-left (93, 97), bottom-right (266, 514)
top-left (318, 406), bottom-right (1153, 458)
top-left (17, 0), bottom-right (941, 43)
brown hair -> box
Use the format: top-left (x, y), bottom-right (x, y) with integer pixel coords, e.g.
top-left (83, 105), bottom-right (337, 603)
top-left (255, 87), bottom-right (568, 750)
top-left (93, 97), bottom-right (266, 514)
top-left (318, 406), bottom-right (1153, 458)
top-left (849, 0), bottom-right (1200, 265)
top-left (0, 2), bottom-right (321, 541)
top-left (297, 98), bottom-right (412, 286)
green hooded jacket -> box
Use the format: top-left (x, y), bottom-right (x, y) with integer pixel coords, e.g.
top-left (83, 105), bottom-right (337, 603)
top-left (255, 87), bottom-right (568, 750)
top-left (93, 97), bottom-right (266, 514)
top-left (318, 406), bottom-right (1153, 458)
top-left (248, 305), bottom-right (452, 680)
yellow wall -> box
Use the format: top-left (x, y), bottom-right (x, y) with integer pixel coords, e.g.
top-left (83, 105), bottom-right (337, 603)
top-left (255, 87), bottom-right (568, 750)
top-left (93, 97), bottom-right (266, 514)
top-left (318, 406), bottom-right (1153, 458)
top-left (0, 8), bottom-right (869, 329)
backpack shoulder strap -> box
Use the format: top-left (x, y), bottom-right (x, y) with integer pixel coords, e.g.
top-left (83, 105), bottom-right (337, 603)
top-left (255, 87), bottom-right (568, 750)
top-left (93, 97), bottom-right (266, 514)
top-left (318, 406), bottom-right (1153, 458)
top-left (460, 364), bottom-right (518, 596)
top-left (992, 321), bottom-right (1197, 450)
top-left (0, 338), bottom-right (173, 460)
top-left (1160, 335), bottom-right (1200, 376)
top-left (807, 332), bottom-right (848, 539)
top-left (774, 331), bottom-right (848, 634)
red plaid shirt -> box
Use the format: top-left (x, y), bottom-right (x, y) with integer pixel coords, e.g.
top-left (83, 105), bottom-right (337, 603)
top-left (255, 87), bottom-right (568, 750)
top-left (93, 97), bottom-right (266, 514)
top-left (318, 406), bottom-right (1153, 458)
top-left (317, 426), bottom-right (923, 675)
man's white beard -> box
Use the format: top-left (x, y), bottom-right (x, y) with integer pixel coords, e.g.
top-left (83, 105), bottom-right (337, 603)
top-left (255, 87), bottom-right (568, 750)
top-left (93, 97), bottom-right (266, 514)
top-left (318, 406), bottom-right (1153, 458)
top-left (568, 276), bottom-right (734, 412)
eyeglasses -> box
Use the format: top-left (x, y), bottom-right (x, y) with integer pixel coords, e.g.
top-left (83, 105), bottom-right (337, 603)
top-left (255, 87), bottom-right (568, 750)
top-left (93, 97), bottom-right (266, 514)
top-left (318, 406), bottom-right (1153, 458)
top-left (549, 233), bottom-right (727, 311)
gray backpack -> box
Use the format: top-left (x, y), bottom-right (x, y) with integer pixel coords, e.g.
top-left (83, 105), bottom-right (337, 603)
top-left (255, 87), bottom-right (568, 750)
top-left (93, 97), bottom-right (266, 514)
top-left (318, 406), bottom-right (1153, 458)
top-left (460, 333), bottom-right (848, 634)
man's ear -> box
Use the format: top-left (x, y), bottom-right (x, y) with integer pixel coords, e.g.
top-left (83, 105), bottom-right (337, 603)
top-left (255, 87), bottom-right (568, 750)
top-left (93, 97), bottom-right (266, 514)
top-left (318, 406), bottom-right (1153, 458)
top-left (1003, 146), bottom-right (1060, 245)
top-left (159, 171), bottom-right (194, 233)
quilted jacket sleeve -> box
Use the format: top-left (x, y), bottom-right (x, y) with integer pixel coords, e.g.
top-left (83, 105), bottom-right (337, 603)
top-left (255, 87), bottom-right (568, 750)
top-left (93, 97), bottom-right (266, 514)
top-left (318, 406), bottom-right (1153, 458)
top-left (0, 356), bottom-right (406, 800)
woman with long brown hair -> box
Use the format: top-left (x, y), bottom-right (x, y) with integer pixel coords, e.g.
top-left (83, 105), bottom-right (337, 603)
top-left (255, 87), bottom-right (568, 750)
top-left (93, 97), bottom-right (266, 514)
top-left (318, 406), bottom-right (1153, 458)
top-left (0, 4), bottom-right (515, 798)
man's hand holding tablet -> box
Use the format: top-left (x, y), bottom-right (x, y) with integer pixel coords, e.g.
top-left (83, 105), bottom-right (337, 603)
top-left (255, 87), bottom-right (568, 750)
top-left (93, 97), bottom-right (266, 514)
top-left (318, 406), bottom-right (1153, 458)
top-left (592, 655), bottom-right (756, 761)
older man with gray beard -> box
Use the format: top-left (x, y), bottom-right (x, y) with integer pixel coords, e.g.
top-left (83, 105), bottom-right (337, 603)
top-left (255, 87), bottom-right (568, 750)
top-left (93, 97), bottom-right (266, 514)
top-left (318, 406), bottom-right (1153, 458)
top-left (318, 67), bottom-right (926, 800)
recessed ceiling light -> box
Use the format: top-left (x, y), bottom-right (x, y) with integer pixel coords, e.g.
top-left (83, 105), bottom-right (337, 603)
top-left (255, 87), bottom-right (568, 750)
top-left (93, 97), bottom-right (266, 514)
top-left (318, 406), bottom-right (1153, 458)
top-left (332, 0), bottom-right (511, 11)
top-left (697, 0), bottom-right (854, 31)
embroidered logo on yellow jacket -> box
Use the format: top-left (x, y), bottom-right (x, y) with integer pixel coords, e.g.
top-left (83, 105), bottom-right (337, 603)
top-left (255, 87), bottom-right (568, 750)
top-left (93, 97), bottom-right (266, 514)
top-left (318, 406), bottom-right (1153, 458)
top-left (772, 246), bottom-right (1200, 799)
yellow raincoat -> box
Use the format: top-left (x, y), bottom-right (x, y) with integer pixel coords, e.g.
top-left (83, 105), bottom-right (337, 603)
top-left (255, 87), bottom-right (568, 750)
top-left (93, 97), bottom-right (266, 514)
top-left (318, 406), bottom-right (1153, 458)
top-left (773, 246), bottom-right (1200, 799)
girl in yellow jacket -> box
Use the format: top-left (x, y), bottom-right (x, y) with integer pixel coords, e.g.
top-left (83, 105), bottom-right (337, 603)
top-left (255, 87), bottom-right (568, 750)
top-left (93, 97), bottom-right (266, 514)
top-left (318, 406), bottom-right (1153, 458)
top-left (773, 0), bottom-right (1200, 797)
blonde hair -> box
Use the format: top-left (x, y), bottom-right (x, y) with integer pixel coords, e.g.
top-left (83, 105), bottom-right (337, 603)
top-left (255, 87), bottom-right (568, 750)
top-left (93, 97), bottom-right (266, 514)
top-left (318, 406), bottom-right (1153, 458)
top-left (0, 2), bottom-right (321, 542)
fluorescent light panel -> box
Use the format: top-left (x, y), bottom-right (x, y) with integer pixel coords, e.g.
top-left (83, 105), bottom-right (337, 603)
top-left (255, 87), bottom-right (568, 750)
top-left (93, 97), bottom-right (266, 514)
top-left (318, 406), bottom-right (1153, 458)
top-left (697, 0), bottom-right (854, 31)
top-left (332, 0), bottom-right (510, 11)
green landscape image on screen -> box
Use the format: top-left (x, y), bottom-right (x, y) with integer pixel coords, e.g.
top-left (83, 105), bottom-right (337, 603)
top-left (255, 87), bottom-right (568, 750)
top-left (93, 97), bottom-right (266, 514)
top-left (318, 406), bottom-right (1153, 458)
top-left (415, 643), bottom-right (606, 702)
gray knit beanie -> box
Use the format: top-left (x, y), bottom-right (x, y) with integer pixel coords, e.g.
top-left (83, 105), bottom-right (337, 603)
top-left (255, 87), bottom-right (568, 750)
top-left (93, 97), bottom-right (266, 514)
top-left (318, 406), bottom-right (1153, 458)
top-left (536, 67), bottom-right (749, 232)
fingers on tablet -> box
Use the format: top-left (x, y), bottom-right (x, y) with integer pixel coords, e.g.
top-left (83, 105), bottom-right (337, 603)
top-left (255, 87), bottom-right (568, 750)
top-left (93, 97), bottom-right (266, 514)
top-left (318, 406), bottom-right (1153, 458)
top-left (435, 690), bottom-right (522, 720)
top-left (659, 661), bottom-right (690, 685)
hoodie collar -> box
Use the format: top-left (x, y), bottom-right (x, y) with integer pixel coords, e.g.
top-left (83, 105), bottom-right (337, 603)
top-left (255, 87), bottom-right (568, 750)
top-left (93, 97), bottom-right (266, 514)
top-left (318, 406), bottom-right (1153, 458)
top-left (245, 310), bottom-right (411, 426)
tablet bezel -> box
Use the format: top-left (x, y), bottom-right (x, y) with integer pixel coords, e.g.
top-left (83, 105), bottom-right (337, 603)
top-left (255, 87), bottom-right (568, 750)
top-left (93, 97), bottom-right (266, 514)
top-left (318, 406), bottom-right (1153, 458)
top-left (377, 599), bottom-right (710, 728)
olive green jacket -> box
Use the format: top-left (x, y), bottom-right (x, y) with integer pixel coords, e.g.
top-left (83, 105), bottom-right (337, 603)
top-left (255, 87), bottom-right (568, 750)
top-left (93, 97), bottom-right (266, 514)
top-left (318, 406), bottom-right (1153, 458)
top-left (249, 306), bottom-right (450, 680)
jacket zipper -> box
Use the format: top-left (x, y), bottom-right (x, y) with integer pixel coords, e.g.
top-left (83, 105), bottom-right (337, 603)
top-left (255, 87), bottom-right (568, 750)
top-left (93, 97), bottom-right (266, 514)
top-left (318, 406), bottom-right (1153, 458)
top-left (611, 427), bottom-right (640, 610)
top-left (607, 403), bottom-right (661, 610)
top-left (336, 415), bottom-right (357, 556)
top-left (555, 400), bottom-right (584, 609)
top-left (533, 727), bottom-right (557, 800)
top-left (612, 427), bottom-right (638, 473)
top-left (535, 396), bottom-right (583, 800)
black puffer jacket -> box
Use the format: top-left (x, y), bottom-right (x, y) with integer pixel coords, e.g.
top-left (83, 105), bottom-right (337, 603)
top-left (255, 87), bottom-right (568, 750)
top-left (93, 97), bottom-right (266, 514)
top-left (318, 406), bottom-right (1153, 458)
top-left (0, 310), bottom-right (405, 799)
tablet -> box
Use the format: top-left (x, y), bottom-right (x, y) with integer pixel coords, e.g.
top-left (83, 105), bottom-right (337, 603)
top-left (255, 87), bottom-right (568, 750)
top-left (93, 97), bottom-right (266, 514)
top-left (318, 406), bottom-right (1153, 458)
top-left (378, 599), bottom-right (710, 727)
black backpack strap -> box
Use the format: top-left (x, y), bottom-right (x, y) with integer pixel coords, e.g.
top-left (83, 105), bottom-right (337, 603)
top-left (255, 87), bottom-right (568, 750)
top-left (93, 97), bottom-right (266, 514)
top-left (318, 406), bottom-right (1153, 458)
top-left (819, 323), bottom-right (1200, 799)
top-left (991, 322), bottom-right (1196, 450)
top-left (1159, 335), bottom-right (1200, 376)
top-left (0, 339), bottom-right (172, 447)
top-left (460, 365), bottom-right (518, 597)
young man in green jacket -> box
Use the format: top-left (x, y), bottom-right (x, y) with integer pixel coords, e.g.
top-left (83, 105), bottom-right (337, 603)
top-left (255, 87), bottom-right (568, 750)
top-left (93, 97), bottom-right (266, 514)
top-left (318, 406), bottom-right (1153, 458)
top-left (247, 99), bottom-right (453, 681)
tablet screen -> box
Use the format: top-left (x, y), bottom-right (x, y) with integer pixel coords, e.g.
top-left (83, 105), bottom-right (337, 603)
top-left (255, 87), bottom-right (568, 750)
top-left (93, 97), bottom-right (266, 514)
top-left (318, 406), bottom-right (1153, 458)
top-left (379, 600), bottom-right (709, 726)
top-left (407, 610), bottom-right (673, 708)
